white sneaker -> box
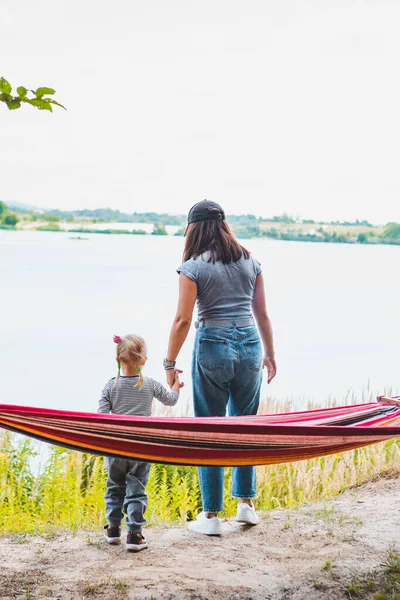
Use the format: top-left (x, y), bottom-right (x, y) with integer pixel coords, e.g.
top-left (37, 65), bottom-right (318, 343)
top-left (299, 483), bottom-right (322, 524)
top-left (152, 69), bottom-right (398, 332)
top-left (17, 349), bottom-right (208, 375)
top-left (236, 503), bottom-right (259, 525)
top-left (188, 511), bottom-right (223, 535)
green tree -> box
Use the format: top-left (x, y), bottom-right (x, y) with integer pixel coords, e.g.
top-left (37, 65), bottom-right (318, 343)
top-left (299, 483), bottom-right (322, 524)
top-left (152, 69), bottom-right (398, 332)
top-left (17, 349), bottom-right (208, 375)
top-left (0, 201), bottom-right (7, 215)
top-left (234, 225), bottom-right (261, 238)
top-left (382, 223), bottom-right (400, 240)
top-left (264, 227), bottom-right (279, 239)
top-left (272, 212), bottom-right (295, 224)
top-left (42, 212), bottom-right (62, 223)
top-left (0, 77), bottom-right (65, 111)
top-left (3, 214), bottom-right (18, 226)
top-left (152, 222), bottom-right (168, 235)
top-left (357, 233), bottom-right (368, 244)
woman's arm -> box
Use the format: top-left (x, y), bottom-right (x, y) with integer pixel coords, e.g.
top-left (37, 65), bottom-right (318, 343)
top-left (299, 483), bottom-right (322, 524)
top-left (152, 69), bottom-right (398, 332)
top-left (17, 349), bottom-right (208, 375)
top-left (165, 273), bottom-right (197, 386)
top-left (252, 273), bottom-right (277, 384)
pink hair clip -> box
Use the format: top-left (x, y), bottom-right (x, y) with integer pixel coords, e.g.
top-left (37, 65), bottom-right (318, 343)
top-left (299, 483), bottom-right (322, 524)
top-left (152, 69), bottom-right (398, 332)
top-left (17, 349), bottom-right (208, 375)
top-left (113, 334), bottom-right (121, 344)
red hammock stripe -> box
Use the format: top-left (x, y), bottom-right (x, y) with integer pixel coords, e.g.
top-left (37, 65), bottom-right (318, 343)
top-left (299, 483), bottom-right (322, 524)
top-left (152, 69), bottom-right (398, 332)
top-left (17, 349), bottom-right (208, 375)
top-left (0, 398), bottom-right (400, 466)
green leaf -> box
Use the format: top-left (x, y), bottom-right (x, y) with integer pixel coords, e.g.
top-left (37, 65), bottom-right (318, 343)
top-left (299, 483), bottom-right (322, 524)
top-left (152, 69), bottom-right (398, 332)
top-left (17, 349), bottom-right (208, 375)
top-left (49, 99), bottom-right (66, 110)
top-left (41, 98), bottom-right (53, 111)
top-left (17, 86), bottom-right (28, 98)
top-left (0, 77), bottom-right (12, 94)
top-left (35, 87), bottom-right (55, 98)
top-left (7, 99), bottom-right (22, 110)
top-left (28, 98), bottom-right (45, 108)
top-left (29, 98), bottom-right (53, 111)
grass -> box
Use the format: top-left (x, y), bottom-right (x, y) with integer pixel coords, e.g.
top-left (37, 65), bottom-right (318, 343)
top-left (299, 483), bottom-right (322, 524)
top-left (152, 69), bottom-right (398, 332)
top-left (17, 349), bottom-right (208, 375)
top-left (333, 549), bottom-right (400, 599)
top-left (79, 576), bottom-right (129, 598)
top-left (0, 569), bottom-right (49, 599)
top-left (308, 549), bottom-right (400, 599)
top-left (1, 396), bottom-right (400, 533)
top-left (372, 548), bottom-right (400, 599)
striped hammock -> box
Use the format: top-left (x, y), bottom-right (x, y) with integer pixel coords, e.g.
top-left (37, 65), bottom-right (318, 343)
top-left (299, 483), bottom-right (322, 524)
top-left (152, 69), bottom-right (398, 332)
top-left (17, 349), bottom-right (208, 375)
top-left (0, 396), bottom-right (400, 467)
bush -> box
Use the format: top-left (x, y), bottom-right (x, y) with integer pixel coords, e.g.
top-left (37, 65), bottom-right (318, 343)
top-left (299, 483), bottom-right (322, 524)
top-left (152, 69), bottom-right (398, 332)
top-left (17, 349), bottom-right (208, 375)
top-left (2, 213), bottom-right (18, 226)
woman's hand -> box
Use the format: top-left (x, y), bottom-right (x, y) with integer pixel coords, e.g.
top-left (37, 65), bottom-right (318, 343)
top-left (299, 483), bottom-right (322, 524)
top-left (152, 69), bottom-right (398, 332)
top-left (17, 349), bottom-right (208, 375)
top-left (172, 371), bottom-right (185, 392)
top-left (166, 368), bottom-right (183, 389)
top-left (263, 356), bottom-right (276, 384)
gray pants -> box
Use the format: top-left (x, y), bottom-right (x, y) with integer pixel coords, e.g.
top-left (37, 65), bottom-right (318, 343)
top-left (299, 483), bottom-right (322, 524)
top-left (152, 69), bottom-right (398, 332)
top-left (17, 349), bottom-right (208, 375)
top-left (105, 457), bottom-right (151, 532)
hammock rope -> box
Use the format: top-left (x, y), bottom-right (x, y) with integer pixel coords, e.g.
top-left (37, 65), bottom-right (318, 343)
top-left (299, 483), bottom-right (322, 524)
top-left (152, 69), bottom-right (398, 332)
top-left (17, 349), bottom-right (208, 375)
top-left (0, 396), bottom-right (399, 467)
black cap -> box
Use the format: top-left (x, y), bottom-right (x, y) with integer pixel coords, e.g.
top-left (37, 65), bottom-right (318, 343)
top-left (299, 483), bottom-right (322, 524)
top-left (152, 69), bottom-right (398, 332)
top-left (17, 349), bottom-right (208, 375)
top-left (187, 199), bottom-right (225, 225)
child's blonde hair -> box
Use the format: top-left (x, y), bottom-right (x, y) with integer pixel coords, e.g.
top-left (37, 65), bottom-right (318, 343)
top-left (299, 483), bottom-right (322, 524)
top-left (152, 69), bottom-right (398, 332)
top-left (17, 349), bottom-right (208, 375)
top-left (113, 334), bottom-right (146, 389)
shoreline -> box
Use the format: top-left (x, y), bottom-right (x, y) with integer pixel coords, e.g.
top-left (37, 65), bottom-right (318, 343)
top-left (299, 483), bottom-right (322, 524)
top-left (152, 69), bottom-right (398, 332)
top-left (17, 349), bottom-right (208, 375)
top-left (1, 225), bottom-right (400, 246)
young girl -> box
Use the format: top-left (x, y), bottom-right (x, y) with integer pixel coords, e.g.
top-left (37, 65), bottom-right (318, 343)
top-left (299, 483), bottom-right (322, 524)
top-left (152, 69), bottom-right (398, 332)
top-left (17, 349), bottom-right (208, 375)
top-left (98, 333), bottom-right (183, 551)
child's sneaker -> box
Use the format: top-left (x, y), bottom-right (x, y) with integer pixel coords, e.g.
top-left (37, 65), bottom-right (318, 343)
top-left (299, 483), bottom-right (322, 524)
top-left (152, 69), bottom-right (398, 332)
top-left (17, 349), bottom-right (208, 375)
top-left (103, 524), bottom-right (121, 544)
top-left (235, 502), bottom-right (259, 525)
top-left (126, 531), bottom-right (148, 552)
top-left (188, 511), bottom-right (223, 535)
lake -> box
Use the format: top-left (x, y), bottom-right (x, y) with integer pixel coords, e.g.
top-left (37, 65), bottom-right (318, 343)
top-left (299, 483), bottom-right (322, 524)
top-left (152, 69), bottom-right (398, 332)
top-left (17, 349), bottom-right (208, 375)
top-left (0, 230), bottom-right (399, 416)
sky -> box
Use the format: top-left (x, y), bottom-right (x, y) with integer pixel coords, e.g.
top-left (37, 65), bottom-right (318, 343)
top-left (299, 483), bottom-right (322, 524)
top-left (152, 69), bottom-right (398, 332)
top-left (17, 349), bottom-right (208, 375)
top-left (1, 0), bottom-right (400, 224)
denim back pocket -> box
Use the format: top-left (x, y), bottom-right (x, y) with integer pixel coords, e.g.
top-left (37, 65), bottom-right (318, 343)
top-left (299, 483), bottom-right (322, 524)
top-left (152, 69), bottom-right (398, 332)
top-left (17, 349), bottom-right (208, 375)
top-left (244, 338), bottom-right (262, 371)
top-left (198, 337), bottom-right (228, 371)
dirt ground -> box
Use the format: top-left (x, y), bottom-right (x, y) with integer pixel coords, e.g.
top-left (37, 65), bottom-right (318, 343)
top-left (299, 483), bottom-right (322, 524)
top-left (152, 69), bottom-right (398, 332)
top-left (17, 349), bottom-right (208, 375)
top-left (1, 474), bottom-right (400, 600)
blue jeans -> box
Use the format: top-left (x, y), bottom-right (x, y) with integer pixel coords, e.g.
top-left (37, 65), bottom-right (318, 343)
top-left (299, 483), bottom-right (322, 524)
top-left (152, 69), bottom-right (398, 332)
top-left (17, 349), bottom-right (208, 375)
top-left (192, 324), bottom-right (263, 512)
top-left (105, 457), bottom-right (151, 532)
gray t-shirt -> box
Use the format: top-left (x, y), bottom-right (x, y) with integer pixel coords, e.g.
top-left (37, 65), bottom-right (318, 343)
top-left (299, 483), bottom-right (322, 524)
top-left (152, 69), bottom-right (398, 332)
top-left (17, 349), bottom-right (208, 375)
top-left (98, 376), bottom-right (179, 416)
top-left (177, 252), bottom-right (262, 320)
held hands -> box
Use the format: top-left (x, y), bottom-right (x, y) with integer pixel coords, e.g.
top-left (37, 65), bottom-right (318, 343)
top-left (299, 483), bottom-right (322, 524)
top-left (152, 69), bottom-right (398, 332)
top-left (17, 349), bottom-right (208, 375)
top-left (263, 356), bottom-right (277, 384)
top-left (166, 368), bottom-right (184, 390)
top-left (174, 370), bottom-right (185, 390)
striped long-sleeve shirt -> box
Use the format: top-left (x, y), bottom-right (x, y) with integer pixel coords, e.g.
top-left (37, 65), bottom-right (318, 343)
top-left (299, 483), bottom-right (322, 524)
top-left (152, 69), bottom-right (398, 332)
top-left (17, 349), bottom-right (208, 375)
top-left (97, 375), bottom-right (179, 416)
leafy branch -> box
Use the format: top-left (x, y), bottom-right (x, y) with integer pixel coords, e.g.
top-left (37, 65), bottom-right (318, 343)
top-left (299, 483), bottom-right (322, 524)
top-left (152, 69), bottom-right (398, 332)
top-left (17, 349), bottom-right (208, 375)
top-left (0, 77), bottom-right (65, 111)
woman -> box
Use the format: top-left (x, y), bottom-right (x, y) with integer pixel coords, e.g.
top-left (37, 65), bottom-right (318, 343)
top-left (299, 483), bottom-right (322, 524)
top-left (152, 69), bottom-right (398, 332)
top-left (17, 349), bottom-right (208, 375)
top-left (165, 199), bottom-right (276, 535)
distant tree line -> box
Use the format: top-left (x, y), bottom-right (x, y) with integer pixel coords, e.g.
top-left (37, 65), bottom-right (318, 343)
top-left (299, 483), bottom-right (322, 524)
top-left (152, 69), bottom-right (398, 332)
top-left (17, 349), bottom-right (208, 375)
top-left (18, 207), bottom-right (186, 226)
top-left (233, 222), bottom-right (400, 244)
top-left (6, 205), bottom-right (385, 229)
top-left (3, 201), bottom-right (400, 244)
